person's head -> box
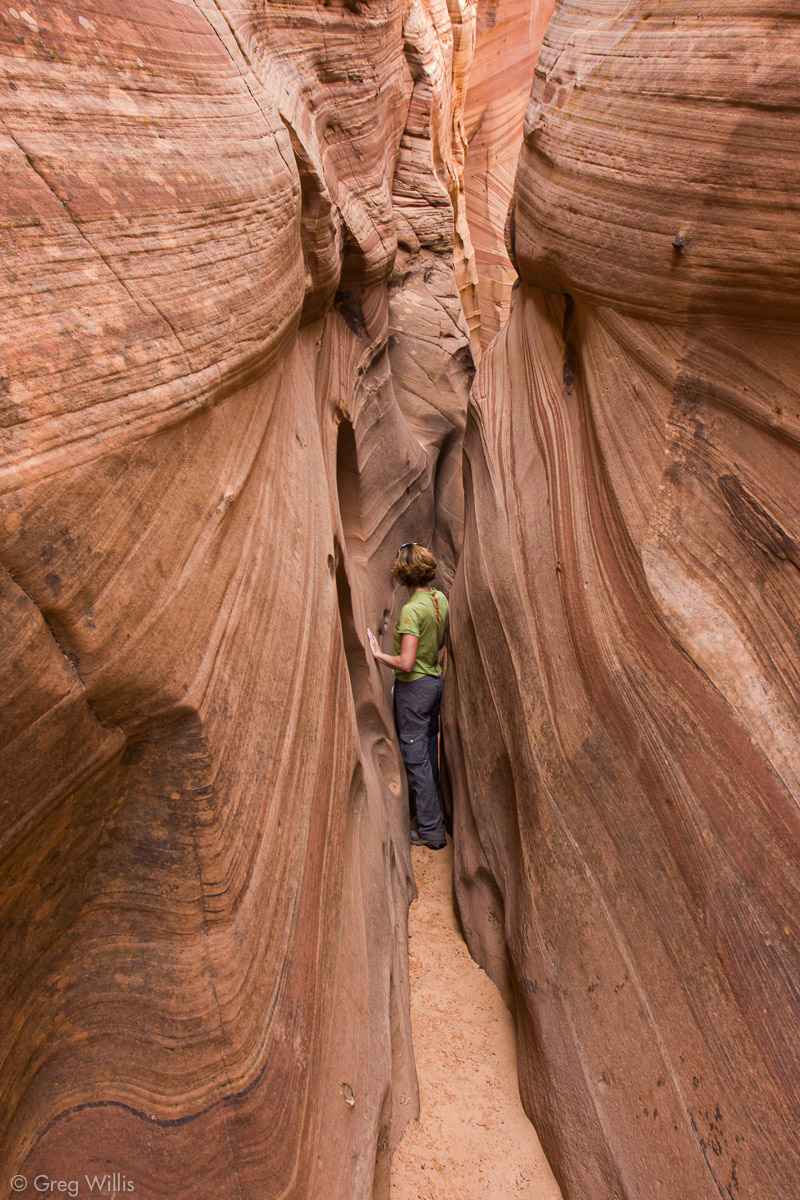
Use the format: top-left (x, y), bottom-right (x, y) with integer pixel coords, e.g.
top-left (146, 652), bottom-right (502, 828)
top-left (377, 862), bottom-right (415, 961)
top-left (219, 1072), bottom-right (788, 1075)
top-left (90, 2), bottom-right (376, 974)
top-left (391, 542), bottom-right (437, 588)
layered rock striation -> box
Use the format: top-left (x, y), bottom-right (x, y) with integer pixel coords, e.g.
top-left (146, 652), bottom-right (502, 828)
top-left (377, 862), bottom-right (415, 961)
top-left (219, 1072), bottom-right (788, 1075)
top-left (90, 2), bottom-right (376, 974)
top-left (449, 3), bottom-right (800, 1198)
top-left (460, 0), bottom-right (554, 355)
top-left (0, 2), bottom-right (477, 1196)
top-left (7, 2), bottom-right (795, 1198)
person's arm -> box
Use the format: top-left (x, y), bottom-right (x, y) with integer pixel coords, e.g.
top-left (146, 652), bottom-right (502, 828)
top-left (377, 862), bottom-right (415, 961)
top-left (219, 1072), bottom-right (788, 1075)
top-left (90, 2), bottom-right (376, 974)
top-left (368, 628), bottom-right (418, 673)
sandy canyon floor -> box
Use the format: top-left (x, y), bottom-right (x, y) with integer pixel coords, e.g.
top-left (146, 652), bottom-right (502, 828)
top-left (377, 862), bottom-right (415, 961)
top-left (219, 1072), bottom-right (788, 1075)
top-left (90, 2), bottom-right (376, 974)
top-left (390, 843), bottom-right (562, 1200)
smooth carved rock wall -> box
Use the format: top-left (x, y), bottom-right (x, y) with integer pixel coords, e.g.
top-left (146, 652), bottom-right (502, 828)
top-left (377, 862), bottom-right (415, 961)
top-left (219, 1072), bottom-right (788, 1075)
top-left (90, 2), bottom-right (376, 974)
top-left (448, 3), bottom-right (800, 1199)
top-left (0, 2), bottom-right (474, 1196)
top-left (460, 0), bottom-right (554, 355)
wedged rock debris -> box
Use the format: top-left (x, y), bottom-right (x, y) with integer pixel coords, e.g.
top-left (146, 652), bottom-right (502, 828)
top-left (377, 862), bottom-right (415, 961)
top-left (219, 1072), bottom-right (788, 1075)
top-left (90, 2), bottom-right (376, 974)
top-left (0, 1), bottom-right (478, 1196)
top-left (448, 3), bottom-right (800, 1198)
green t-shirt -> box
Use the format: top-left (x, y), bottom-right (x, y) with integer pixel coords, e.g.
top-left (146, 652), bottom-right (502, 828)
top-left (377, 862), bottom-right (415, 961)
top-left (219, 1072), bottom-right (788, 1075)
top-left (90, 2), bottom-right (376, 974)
top-left (394, 588), bottom-right (449, 682)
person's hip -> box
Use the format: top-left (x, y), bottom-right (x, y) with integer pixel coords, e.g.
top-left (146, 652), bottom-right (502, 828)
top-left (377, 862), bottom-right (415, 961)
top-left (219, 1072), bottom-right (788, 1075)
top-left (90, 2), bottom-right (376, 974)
top-left (394, 674), bottom-right (442, 728)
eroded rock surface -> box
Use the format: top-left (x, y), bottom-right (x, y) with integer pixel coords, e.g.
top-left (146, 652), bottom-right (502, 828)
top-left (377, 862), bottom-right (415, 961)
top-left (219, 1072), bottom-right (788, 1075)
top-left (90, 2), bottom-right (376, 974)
top-left (0, 2), bottom-right (475, 1196)
top-left (449, 3), bottom-right (800, 1198)
top-left (460, 0), bottom-right (554, 355)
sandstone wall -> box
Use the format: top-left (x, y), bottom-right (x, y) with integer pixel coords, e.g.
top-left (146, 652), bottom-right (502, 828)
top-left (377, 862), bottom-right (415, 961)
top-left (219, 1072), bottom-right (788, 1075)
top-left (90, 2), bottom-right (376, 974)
top-left (448, 3), bottom-right (800, 1198)
top-left (460, 0), bottom-right (554, 355)
top-left (0, 2), bottom-right (475, 1196)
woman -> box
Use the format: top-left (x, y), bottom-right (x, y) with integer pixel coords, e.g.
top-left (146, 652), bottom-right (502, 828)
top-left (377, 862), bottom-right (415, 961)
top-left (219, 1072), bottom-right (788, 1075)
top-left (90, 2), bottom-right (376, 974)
top-left (368, 542), bottom-right (449, 850)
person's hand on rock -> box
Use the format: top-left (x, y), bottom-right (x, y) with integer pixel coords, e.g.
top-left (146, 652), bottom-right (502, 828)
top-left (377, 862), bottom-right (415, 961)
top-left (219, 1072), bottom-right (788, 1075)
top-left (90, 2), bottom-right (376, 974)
top-left (367, 628), bottom-right (382, 659)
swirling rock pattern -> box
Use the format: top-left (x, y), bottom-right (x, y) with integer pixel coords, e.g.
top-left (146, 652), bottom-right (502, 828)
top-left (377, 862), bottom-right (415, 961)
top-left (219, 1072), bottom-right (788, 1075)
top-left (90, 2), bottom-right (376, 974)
top-left (449, 3), bottom-right (800, 1198)
top-left (0, 1), bottom-right (474, 1196)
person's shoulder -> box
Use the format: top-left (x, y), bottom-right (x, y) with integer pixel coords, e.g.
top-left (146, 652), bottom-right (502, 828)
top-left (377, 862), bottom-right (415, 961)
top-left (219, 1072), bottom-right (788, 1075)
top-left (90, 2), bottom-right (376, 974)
top-left (398, 597), bottom-right (423, 629)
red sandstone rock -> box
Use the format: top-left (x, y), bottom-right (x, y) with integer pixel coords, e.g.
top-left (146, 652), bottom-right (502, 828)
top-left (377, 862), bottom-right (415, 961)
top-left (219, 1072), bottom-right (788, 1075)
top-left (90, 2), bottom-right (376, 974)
top-left (0, 2), bottom-right (473, 1196)
top-left (460, 0), bottom-right (554, 355)
top-left (449, 3), bottom-right (800, 1198)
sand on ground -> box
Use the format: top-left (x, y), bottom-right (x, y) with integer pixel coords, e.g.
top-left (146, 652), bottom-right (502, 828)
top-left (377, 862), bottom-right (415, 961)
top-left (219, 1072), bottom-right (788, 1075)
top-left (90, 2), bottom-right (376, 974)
top-left (390, 841), bottom-right (563, 1200)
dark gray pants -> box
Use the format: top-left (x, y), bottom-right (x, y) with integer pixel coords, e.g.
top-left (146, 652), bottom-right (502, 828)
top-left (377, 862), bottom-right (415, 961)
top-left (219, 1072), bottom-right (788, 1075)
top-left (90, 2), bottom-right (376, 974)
top-left (394, 675), bottom-right (445, 845)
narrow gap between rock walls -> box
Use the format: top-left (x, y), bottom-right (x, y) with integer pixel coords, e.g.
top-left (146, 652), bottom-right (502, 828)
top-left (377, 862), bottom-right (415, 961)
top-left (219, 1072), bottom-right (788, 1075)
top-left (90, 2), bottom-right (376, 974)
top-left (333, 416), bottom-right (561, 1199)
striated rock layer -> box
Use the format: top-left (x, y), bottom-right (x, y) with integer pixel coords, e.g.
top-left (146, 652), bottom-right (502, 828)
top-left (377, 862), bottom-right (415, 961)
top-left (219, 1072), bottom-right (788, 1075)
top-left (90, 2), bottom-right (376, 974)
top-left (449, 3), bottom-right (800, 1198)
top-left (460, 0), bottom-right (554, 355)
top-left (0, 1), bottom-right (476, 1196)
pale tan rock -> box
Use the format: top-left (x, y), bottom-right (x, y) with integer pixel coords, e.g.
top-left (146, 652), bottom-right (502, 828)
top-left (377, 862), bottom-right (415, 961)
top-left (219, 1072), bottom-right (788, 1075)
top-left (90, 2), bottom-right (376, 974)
top-left (449, 4), bottom-right (800, 1198)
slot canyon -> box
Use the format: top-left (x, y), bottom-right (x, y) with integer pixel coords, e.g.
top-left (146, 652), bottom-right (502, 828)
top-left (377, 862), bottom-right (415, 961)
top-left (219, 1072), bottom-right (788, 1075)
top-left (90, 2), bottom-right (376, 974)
top-left (1, 0), bottom-right (798, 1197)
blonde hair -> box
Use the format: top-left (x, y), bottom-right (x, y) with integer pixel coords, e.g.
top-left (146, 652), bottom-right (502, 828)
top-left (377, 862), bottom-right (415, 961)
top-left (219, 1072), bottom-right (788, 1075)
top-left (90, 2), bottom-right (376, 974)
top-left (391, 543), bottom-right (437, 587)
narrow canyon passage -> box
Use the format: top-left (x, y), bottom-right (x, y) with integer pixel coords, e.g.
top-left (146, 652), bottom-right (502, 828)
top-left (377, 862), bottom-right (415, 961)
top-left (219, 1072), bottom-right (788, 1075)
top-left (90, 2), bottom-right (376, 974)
top-left (391, 844), bottom-right (562, 1200)
top-left (2, 1), bottom-right (798, 1196)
